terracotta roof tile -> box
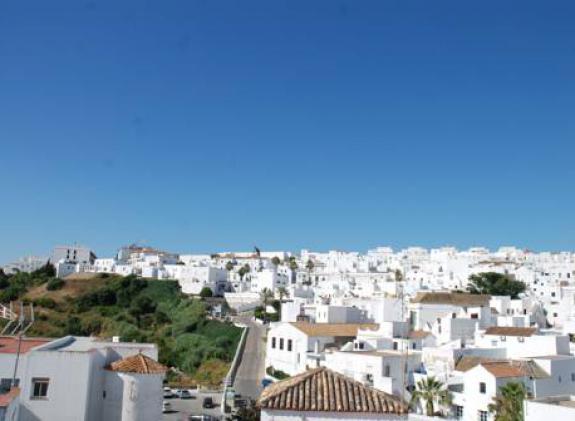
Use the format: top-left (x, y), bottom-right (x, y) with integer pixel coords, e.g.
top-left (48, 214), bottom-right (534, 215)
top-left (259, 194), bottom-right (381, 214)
top-left (411, 292), bottom-right (490, 306)
top-left (107, 353), bottom-right (167, 375)
top-left (409, 330), bottom-right (432, 339)
top-left (479, 361), bottom-right (548, 379)
top-left (0, 337), bottom-right (51, 354)
top-left (0, 388), bottom-right (19, 408)
top-left (259, 367), bottom-right (407, 414)
top-left (484, 326), bottom-right (536, 337)
top-left (290, 322), bottom-right (379, 337)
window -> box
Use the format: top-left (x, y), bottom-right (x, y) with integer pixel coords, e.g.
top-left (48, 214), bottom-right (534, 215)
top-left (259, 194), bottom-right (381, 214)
top-left (393, 342), bottom-right (398, 350)
top-left (470, 313), bottom-right (479, 319)
top-left (271, 337), bottom-right (276, 349)
top-left (478, 410), bottom-right (488, 421)
top-left (412, 342), bottom-right (417, 350)
top-left (31, 378), bottom-right (49, 399)
top-left (384, 365), bottom-right (390, 377)
top-left (454, 405), bottom-right (463, 419)
top-left (279, 338), bottom-right (284, 350)
top-left (552, 292), bottom-right (556, 297)
top-left (287, 339), bottom-right (292, 352)
top-left (479, 382), bottom-right (486, 394)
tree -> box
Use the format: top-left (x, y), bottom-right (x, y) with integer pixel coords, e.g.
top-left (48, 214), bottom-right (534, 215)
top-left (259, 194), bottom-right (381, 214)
top-left (238, 264), bottom-right (251, 280)
top-left (488, 381), bottom-right (526, 421)
top-left (288, 257), bottom-right (298, 271)
top-left (394, 269), bottom-right (403, 282)
top-left (467, 272), bottom-right (526, 298)
top-left (259, 288), bottom-right (275, 321)
top-left (410, 376), bottom-right (451, 417)
top-left (0, 269), bottom-right (9, 289)
top-left (277, 286), bottom-right (289, 302)
top-left (32, 262), bottom-right (56, 278)
top-left (271, 256), bottom-right (281, 266)
top-left (225, 261), bottom-right (234, 272)
top-left (199, 287), bottom-right (213, 298)
top-left (235, 399), bottom-right (260, 421)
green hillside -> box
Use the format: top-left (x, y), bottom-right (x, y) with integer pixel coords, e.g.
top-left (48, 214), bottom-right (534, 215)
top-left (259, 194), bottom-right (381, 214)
top-left (0, 266), bottom-right (241, 386)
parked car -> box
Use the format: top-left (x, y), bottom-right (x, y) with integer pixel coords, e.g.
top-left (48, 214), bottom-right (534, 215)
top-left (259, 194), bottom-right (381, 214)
top-left (163, 387), bottom-right (174, 398)
top-left (176, 389), bottom-right (193, 399)
top-left (189, 415), bottom-right (219, 421)
top-left (202, 396), bottom-right (215, 409)
top-left (162, 401), bottom-right (172, 413)
top-left (261, 378), bottom-right (273, 388)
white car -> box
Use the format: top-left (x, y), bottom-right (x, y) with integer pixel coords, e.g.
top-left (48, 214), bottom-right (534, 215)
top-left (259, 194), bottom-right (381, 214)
top-left (163, 387), bottom-right (174, 398)
top-left (162, 401), bottom-right (172, 413)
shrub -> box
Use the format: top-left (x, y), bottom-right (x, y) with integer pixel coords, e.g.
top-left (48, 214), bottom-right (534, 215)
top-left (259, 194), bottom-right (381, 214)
top-left (34, 297), bottom-right (57, 309)
top-left (46, 278), bottom-right (65, 291)
top-left (199, 287), bottom-right (213, 298)
top-left (266, 366), bottom-right (289, 380)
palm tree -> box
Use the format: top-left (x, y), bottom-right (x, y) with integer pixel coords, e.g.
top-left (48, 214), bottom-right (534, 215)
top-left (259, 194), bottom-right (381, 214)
top-left (410, 376), bottom-right (451, 417)
top-left (488, 382), bottom-right (526, 421)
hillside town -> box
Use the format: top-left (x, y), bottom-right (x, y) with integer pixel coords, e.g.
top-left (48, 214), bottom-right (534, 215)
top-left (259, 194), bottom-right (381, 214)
top-left (1, 244), bottom-right (574, 420)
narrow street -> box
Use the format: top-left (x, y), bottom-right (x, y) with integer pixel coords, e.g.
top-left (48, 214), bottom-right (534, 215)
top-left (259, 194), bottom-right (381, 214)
top-left (232, 317), bottom-right (267, 400)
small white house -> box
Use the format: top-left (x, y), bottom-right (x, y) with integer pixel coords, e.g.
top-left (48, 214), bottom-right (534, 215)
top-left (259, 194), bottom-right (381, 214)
top-left (0, 335), bottom-right (166, 421)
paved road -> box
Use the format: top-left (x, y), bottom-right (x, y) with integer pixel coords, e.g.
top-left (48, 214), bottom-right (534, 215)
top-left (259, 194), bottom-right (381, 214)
top-left (232, 317), bottom-right (267, 400)
top-left (163, 391), bottom-right (222, 420)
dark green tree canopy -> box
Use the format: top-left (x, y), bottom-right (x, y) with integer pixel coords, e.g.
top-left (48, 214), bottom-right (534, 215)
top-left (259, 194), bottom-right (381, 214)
top-left (467, 272), bottom-right (526, 298)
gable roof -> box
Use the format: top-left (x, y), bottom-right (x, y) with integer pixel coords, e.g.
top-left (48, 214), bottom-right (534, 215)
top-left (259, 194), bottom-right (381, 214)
top-left (289, 322), bottom-right (379, 337)
top-left (107, 353), bottom-right (167, 375)
top-left (484, 326), bottom-right (537, 337)
top-left (477, 360), bottom-right (549, 379)
top-left (455, 356), bottom-right (505, 372)
top-left (411, 292), bottom-right (490, 307)
top-left (259, 367), bottom-right (407, 414)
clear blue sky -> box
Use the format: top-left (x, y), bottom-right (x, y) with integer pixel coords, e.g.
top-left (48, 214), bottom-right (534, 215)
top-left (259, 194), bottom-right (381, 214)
top-left (1, 0), bottom-right (574, 262)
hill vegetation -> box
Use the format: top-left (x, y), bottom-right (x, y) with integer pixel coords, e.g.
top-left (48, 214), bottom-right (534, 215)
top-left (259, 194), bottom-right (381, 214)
top-left (0, 266), bottom-right (242, 386)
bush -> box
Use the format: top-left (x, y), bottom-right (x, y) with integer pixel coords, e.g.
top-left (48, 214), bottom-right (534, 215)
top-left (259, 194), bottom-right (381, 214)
top-left (34, 297), bottom-right (57, 309)
top-left (266, 366), bottom-right (289, 380)
top-left (199, 287), bottom-right (213, 298)
top-left (46, 278), bottom-right (65, 291)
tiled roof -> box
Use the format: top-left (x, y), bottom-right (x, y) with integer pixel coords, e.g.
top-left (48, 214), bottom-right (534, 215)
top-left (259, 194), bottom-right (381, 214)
top-left (484, 326), bottom-right (536, 337)
top-left (107, 353), bottom-right (167, 375)
top-left (411, 292), bottom-right (490, 306)
top-left (0, 388), bottom-right (19, 408)
top-left (480, 361), bottom-right (548, 379)
top-left (259, 367), bottom-right (407, 414)
top-left (409, 330), bottom-right (432, 339)
top-left (0, 337), bottom-right (51, 354)
top-left (455, 356), bottom-right (504, 372)
top-left (290, 322), bottom-right (379, 337)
